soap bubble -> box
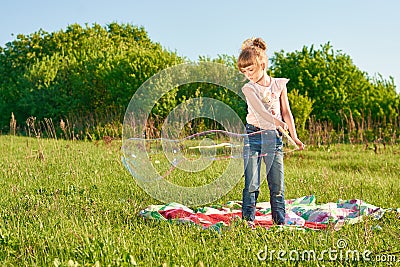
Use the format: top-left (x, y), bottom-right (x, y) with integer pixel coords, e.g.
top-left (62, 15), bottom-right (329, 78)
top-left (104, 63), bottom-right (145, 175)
top-left (121, 62), bottom-right (276, 206)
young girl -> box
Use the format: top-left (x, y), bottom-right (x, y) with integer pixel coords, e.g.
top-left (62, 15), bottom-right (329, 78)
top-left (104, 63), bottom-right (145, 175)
top-left (238, 37), bottom-right (304, 226)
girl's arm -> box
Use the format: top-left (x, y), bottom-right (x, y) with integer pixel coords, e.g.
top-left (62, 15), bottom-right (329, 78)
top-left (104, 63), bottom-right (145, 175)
top-left (280, 86), bottom-right (305, 150)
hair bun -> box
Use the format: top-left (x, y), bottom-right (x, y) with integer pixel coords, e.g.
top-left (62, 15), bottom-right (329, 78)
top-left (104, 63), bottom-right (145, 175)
top-left (241, 37), bottom-right (267, 51)
top-left (252, 38), bottom-right (267, 51)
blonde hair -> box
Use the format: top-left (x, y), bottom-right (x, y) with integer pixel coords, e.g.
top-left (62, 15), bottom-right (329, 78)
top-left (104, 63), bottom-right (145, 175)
top-left (237, 37), bottom-right (268, 71)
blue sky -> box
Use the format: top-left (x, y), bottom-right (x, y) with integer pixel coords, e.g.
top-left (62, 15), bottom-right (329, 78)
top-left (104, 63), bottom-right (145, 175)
top-left (1, 0), bottom-right (399, 91)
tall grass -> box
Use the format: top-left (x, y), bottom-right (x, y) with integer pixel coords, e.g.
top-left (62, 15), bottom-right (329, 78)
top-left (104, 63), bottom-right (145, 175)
top-left (5, 111), bottom-right (122, 141)
top-left (306, 112), bottom-right (399, 146)
top-left (5, 111), bottom-right (400, 146)
top-left (0, 134), bottom-right (399, 266)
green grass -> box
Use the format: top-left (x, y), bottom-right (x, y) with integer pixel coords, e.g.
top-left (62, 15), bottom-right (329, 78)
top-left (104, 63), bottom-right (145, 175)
top-left (1, 135), bottom-right (399, 266)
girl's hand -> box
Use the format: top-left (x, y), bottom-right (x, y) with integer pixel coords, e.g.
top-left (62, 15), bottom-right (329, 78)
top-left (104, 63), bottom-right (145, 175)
top-left (274, 118), bottom-right (288, 131)
top-left (293, 137), bottom-right (305, 150)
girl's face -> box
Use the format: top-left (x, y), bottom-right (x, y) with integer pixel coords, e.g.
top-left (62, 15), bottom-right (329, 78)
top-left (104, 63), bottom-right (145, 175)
top-left (240, 63), bottom-right (264, 83)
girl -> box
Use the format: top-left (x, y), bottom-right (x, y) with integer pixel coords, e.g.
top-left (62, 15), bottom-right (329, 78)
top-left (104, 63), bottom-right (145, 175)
top-left (238, 37), bottom-right (304, 226)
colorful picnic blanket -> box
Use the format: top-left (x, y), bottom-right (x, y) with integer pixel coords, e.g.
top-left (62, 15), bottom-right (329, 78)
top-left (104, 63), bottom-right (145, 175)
top-left (139, 195), bottom-right (387, 231)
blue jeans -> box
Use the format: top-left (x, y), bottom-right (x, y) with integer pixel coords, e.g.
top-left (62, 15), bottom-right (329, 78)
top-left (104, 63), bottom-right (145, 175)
top-left (242, 124), bottom-right (285, 224)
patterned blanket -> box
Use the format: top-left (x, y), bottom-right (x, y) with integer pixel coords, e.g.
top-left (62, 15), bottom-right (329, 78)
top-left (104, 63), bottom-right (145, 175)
top-left (139, 195), bottom-right (387, 231)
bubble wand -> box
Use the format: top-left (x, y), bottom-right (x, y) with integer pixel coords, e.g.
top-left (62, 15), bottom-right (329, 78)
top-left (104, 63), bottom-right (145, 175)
top-left (277, 126), bottom-right (300, 150)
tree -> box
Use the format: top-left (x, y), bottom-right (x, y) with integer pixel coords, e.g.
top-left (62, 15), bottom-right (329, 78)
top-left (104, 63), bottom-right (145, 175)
top-left (270, 43), bottom-right (399, 129)
top-left (287, 89), bottom-right (314, 132)
top-left (0, 23), bottom-right (183, 132)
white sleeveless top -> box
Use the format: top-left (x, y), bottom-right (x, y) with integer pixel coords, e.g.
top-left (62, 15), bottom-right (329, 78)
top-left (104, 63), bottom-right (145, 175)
top-left (242, 77), bottom-right (289, 130)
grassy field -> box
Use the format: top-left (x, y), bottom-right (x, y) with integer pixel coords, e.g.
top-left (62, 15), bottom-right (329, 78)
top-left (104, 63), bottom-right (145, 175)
top-left (1, 135), bottom-right (399, 266)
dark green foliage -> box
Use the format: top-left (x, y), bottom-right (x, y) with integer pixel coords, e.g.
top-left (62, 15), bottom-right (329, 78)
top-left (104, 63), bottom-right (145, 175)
top-left (270, 43), bottom-right (399, 128)
top-left (0, 23), bottom-right (183, 133)
top-left (1, 24), bottom-right (398, 142)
